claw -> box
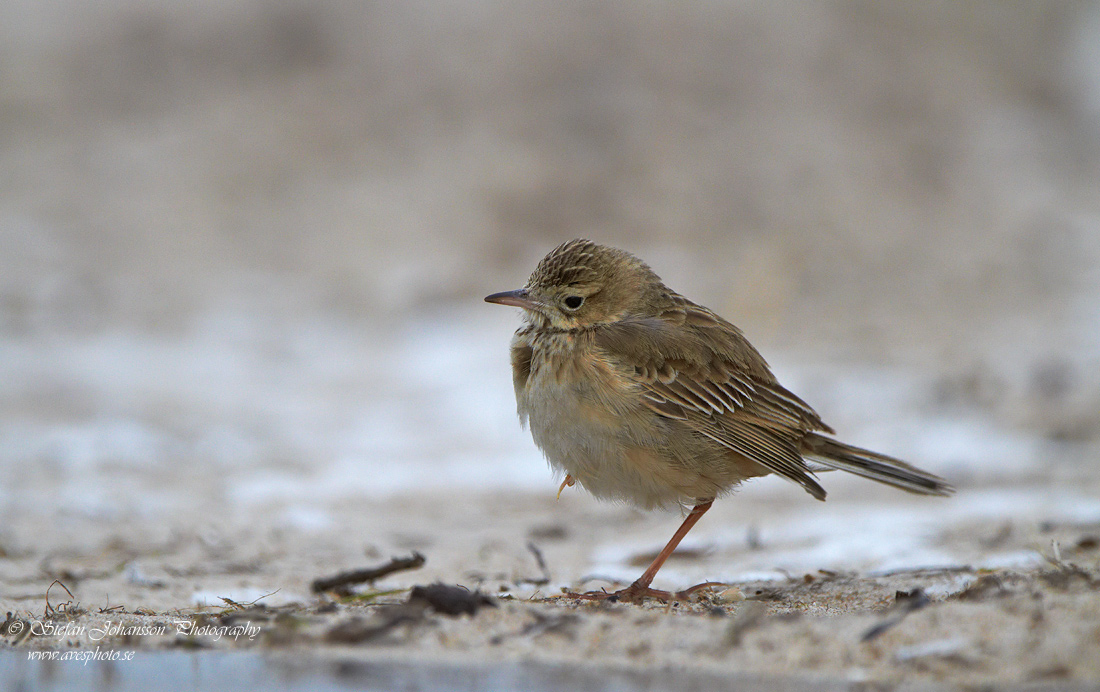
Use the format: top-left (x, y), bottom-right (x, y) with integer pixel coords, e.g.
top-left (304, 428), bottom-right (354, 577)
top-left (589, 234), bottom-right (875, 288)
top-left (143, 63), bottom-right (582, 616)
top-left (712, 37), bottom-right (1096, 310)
top-left (556, 474), bottom-right (575, 500)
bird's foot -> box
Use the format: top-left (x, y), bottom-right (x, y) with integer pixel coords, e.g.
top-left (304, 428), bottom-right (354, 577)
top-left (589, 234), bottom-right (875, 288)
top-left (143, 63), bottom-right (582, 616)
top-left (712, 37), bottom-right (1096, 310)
top-left (564, 581), bottom-right (725, 604)
top-left (556, 475), bottom-right (575, 500)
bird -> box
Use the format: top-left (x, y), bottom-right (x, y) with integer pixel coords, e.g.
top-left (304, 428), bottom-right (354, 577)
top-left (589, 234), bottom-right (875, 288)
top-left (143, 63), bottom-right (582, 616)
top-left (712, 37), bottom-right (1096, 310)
top-left (485, 239), bottom-right (953, 603)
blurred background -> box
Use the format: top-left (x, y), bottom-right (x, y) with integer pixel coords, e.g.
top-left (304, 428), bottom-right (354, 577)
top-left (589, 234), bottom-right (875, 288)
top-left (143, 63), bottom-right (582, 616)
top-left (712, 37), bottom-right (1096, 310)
top-left (1, 0), bottom-right (1099, 581)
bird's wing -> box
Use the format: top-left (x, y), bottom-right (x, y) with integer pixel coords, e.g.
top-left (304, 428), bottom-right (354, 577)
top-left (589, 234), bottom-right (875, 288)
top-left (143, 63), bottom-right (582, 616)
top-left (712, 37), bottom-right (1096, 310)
top-left (593, 300), bottom-right (832, 499)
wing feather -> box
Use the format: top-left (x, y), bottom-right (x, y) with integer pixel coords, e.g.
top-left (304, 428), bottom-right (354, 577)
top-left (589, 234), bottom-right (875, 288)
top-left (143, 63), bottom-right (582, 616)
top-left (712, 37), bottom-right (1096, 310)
top-left (593, 299), bottom-right (834, 499)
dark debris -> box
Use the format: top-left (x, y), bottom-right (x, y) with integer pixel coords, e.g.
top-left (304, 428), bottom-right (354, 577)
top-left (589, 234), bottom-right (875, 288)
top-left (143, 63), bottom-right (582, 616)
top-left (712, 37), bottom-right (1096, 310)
top-left (408, 583), bottom-right (496, 616)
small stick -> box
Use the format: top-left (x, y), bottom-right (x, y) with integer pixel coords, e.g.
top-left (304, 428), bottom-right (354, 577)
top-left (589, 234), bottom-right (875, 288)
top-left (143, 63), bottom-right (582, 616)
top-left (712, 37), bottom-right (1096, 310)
top-left (523, 542), bottom-right (551, 586)
top-left (45, 580), bottom-right (75, 618)
top-left (861, 588), bottom-right (931, 642)
top-left (220, 589), bottom-right (281, 610)
top-left (312, 552), bottom-right (426, 594)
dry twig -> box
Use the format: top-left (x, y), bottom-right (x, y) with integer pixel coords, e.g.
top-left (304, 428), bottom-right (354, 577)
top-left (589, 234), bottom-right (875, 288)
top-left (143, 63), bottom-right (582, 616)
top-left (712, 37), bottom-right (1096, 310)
top-left (312, 553), bottom-right (426, 594)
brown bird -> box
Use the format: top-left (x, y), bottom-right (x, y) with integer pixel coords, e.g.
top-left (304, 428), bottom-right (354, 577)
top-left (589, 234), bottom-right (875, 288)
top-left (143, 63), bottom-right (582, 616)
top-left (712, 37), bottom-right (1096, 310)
top-left (486, 239), bottom-right (953, 603)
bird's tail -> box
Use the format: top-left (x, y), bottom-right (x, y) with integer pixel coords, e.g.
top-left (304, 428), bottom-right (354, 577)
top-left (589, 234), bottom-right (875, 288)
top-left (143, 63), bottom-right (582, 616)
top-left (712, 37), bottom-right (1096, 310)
top-left (801, 433), bottom-right (954, 497)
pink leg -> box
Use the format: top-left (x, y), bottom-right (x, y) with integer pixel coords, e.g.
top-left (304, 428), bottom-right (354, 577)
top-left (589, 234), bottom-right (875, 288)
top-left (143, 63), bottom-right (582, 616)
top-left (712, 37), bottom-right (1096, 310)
top-left (569, 499), bottom-right (724, 603)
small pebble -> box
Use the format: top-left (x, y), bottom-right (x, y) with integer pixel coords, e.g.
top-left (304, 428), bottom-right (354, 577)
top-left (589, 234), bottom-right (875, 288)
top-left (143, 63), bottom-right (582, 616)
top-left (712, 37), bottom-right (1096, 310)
top-left (717, 587), bottom-right (745, 603)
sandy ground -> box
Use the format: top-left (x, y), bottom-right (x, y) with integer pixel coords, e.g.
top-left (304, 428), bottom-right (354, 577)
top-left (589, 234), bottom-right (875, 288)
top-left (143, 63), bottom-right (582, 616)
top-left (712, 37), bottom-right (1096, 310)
top-left (3, 1), bottom-right (1100, 689)
top-left (3, 481), bottom-right (1100, 689)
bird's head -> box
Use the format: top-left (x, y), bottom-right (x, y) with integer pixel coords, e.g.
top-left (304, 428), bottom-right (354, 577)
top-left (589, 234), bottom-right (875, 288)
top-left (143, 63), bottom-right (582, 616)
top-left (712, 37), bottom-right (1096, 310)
top-left (485, 239), bottom-right (666, 330)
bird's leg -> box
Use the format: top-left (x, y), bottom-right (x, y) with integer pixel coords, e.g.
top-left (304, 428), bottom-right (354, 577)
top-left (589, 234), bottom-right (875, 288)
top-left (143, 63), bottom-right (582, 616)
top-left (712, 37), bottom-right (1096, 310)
top-left (567, 499), bottom-right (724, 603)
top-left (628, 499), bottom-right (713, 591)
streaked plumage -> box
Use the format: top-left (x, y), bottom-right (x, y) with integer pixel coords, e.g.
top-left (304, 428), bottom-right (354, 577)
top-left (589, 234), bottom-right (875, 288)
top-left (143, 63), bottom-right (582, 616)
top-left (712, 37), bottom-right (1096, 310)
top-left (486, 239), bottom-right (953, 602)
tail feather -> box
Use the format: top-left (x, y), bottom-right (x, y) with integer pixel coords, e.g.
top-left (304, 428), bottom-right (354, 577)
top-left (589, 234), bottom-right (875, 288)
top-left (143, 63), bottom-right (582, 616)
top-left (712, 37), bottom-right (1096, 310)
top-left (801, 434), bottom-right (954, 497)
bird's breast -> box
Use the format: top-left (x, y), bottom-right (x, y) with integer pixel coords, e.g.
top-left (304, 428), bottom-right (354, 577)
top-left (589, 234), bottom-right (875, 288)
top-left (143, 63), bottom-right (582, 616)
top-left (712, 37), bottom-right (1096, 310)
top-left (512, 329), bottom-right (694, 508)
top-left (517, 330), bottom-right (634, 433)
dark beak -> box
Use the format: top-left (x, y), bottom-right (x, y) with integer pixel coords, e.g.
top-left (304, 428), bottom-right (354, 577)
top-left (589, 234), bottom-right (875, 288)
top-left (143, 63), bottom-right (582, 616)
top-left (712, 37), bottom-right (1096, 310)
top-left (484, 289), bottom-right (538, 310)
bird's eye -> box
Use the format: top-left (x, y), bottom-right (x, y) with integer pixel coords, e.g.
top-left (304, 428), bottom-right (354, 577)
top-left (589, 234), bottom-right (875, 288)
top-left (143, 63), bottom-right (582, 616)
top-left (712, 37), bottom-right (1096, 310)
top-left (562, 295), bottom-right (584, 310)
